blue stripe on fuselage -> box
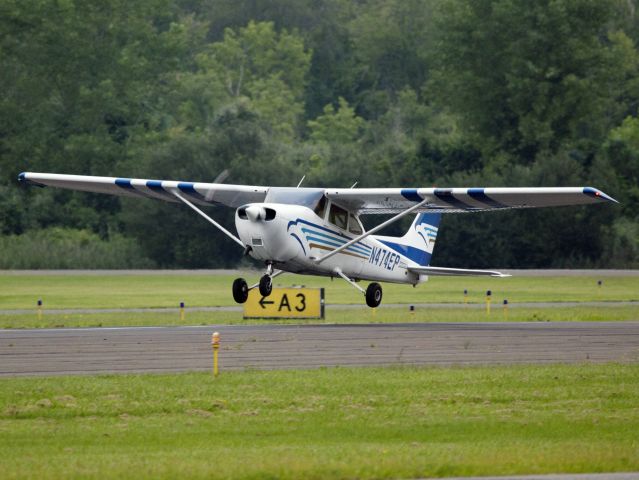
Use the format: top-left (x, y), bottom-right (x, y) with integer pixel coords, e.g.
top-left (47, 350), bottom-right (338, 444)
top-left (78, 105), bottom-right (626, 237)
top-left (288, 218), bottom-right (371, 252)
top-left (378, 240), bottom-right (431, 266)
top-left (305, 235), bottom-right (369, 257)
top-left (300, 228), bottom-right (371, 256)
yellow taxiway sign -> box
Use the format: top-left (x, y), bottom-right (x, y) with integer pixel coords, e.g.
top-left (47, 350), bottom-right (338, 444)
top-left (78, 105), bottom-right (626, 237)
top-left (244, 287), bottom-right (325, 319)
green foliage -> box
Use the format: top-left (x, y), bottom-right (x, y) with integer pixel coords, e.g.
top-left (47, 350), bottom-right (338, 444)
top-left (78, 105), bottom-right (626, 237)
top-left (431, 0), bottom-right (639, 160)
top-left (308, 97), bottom-right (365, 143)
top-left (2, 0), bottom-right (638, 268)
top-left (0, 228), bottom-right (155, 269)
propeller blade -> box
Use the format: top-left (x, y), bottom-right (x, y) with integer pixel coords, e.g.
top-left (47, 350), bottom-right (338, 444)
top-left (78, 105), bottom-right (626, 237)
top-left (205, 169), bottom-right (230, 202)
top-left (213, 169), bottom-right (230, 184)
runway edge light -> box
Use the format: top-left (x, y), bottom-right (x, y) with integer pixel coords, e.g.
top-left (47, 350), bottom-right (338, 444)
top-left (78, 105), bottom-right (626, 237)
top-left (212, 332), bottom-right (220, 378)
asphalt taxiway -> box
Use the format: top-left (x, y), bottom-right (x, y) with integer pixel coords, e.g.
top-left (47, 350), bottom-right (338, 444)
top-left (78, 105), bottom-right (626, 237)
top-left (1, 322), bottom-right (638, 376)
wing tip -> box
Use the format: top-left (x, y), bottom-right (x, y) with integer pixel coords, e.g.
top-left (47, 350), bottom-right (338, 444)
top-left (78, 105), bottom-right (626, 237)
top-left (17, 172), bottom-right (45, 188)
top-left (583, 187), bottom-right (619, 204)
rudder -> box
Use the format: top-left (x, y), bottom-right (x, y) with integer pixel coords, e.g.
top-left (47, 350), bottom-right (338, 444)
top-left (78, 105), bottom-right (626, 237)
top-left (376, 212), bottom-right (442, 267)
top-left (401, 213), bottom-right (441, 266)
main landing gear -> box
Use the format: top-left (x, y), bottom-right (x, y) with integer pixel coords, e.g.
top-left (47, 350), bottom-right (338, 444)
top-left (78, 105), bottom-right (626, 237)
top-left (232, 278), bottom-right (249, 303)
top-left (232, 265), bottom-right (382, 308)
top-left (365, 282), bottom-right (383, 308)
top-left (333, 267), bottom-right (383, 308)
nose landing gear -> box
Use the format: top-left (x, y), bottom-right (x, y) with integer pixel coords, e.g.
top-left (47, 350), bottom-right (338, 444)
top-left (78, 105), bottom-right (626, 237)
top-left (232, 262), bottom-right (281, 304)
top-left (259, 274), bottom-right (273, 297)
top-left (259, 262), bottom-right (274, 297)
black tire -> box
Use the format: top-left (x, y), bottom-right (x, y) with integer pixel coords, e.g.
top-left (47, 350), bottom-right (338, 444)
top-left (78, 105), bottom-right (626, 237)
top-left (232, 278), bottom-right (249, 304)
top-left (259, 274), bottom-right (273, 297)
top-left (365, 282), bottom-right (383, 308)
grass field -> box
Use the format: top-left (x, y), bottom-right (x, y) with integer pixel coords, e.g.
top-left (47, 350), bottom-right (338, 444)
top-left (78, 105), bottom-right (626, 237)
top-left (1, 363), bottom-right (637, 479)
top-left (1, 272), bottom-right (637, 328)
top-left (1, 305), bottom-right (638, 329)
top-left (1, 272), bottom-right (638, 310)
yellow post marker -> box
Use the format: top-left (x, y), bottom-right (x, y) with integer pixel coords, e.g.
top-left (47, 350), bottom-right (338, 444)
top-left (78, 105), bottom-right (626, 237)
top-left (463, 289), bottom-right (468, 305)
top-left (180, 302), bottom-right (185, 322)
top-left (503, 299), bottom-right (508, 320)
top-left (409, 305), bottom-right (415, 316)
top-left (211, 332), bottom-right (220, 377)
top-left (486, 290), bottom-right (492, 315)
top-left (37, 299), bottom-right (42, 321)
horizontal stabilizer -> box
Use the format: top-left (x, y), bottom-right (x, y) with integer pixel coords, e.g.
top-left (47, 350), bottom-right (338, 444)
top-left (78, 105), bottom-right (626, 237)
top-left (408, 266), bottom-right (510, 277)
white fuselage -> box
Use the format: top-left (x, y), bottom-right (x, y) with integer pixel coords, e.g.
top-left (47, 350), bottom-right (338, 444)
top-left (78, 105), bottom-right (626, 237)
top-left (235, 203), bottom-right (423, 285)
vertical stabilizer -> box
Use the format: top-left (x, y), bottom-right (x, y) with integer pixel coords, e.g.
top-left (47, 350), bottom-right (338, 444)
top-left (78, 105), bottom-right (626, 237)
top-left (403, 213), bottom-right (441, 265)
top-left (377, 213), bottom-right (441, 266)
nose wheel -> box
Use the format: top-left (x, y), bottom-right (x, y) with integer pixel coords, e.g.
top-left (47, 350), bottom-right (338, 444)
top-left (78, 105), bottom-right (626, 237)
top-left (259, 274), bottom-right (273, 297)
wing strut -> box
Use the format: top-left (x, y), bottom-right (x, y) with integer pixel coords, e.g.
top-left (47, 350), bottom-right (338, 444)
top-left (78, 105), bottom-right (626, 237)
top-left (170, 191), bottom-right (245, 248)
top-left (315, 198), bottom-right (430, 264)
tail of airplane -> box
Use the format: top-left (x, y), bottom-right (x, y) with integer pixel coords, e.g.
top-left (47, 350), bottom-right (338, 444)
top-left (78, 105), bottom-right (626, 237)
top-left (403, 213), bottom-right (442, 265)
top-left (377, 212), bottom-right (508, 277)
top-left (376, 212), bottom-right (442, 267)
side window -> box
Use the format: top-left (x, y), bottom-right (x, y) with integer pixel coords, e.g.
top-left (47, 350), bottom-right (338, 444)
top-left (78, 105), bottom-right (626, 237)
top-left (348, 214), bottom-right (363, 235)
top-left (314, 195), bottom-right (327, 220)
top-left (329, 203), bottom-right (348, 230)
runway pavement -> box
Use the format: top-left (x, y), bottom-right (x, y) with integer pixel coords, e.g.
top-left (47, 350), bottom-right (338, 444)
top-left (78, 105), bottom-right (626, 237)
top-left (2, 322), bottom-right (638, 376)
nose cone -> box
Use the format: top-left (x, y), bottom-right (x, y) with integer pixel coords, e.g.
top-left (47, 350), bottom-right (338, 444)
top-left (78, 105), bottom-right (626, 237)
top-left (245, 205), bottom-right (266, 222)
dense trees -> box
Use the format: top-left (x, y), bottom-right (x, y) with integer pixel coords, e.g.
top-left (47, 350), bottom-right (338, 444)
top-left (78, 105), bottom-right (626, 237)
top-left (1, 0), bottom-right (637, 268)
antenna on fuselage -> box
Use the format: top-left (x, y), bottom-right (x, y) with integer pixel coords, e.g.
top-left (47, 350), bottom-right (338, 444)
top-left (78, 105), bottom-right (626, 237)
top-left (296, 175), bottom-right (306, 188)
top-left (350, 181), bottom-right (358, 189)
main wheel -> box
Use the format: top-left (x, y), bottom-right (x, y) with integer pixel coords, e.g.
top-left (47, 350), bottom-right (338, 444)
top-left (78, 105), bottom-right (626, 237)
top-left (232, 278), bottom-right (249, 304)
top-left (259, 274), bottom-right (273, 297)
top-left (365, 282), bottom-right (383, 308)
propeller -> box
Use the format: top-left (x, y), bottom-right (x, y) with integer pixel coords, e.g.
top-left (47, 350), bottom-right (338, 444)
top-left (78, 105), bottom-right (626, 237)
top-left (205, 169), bottom-right (230, 202)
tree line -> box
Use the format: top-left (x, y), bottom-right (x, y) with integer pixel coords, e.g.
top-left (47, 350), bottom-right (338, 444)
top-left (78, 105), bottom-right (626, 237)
top-left (1, 0), bottom-right (638, 268)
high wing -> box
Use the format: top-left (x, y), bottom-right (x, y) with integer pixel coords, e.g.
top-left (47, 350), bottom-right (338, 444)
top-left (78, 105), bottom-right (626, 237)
top-left (19, 172), bottom-right (616, 213)
top-left (325, 187), bottom-right (617, 214)
top-left (18, 172), bottom-right (268, 208)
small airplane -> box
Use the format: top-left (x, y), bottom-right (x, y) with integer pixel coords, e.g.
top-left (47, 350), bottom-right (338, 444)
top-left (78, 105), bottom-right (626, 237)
top-left (18, 172), bottom-right (617, 307)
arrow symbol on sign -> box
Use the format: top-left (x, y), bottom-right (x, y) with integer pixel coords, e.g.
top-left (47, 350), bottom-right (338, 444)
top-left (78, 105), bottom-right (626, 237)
top-left (259, 297), bottom-right (274, 309)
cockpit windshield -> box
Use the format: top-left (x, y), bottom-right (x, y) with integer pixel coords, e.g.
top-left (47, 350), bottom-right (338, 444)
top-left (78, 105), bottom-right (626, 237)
top-left (264, 188), bottom-right (325, 209)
